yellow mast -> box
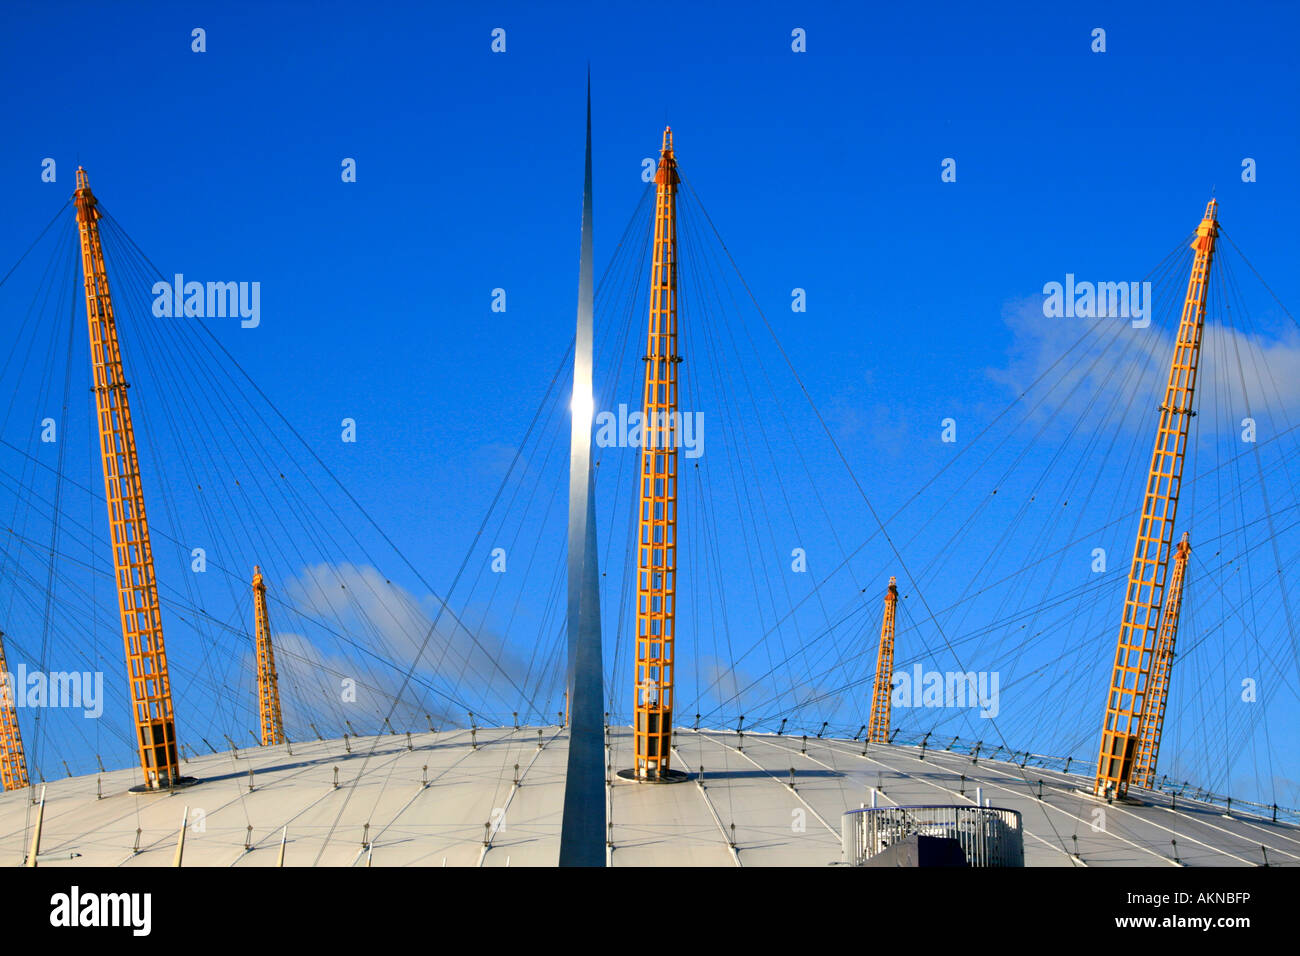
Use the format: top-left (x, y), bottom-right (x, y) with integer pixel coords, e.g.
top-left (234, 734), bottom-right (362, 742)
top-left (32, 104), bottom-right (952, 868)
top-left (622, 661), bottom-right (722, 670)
top-left (1095, 200), bottom-right (1217, 799)
top-left (1131, 533), bottom-right (1190, 789)
top-left (867, 577), bottom-right (899, 744)
top-left (75, 167), bottom-right (182, 789)
top-left (0, 630), bottom-right (30, 791)
top-left (632, 128), bottom-right (681, 779)
top-left (252, 566), bottom-right (285, 746)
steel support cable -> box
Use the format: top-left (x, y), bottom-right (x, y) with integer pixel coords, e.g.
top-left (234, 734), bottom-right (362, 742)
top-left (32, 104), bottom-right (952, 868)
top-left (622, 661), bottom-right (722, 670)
top-left (0, 470), bottom-right (250, 694)
top-left (0, 441), bottom-right (497, 725)
top-left (97, 224), bottom-right (497, 743)
top-left (728, 247), bottom-right (1190, 733)
top-left (473, 180), bottom-right (654, 725)
top-left (1221, 277), bottom-right (1300, 802)
top-left (551, 486), bottom-right (1300, 738)
top-left (680, 196), bottom-right (848, 723)
top-left (920, 274), bottom-right (1176, 624)
top-left (0, 566), bottom-right (269, 783)
top-left (685, 206), bottom-right (811, 713)
top-left (107, 246), bottom-right (287, 727)
top-left (683, 232), bottom-right (1197, 711)
top-left (447, 406), bottom-right (569, 715)
top-left (103, 220), bottom-right (431, 730)
top-left (102, 220), bottom-right (519, 731)
top-left (972, 261), bottom-right (1222, 770)
top-left (647, 421), bottom-right (1300, 733)
top-left (686, 272), bottom-right (774, 725)
top-left (97, 230), bottom-right (274, 758)
top-left (695, 308), bottom-right (1167, 726)
top-left (676, 175), bottom-right (1089, 856)
top-left (743, 573), bottom-right (1105, 732)
top-left (1206, 263), bottom-right (1250, 795)
top-left (0, 564), bottom-right (135, 752)
top-left (105, 235), bottom-right (398, 748)
top-left (100, 223), bottom-right (285, 718)
top-left (600, 220), bottom-right (654, 716)
top-left (1210, 241), bottom-right (1300, 799)
top-left (1219, 254), bottom-right (1293, 804)
top-left (1216, 266), bottom-right (1252, 789)
top-left (674, 206), bottom-right (771, 718)
top-left (975, 282), bottom-right (1180, 708)
top-left (2, 470), bottom-right (477, 735)
top-left (681, 196), bottom-right (811, 717)
top-left (677, 198), bottom-right (871, 721)
top-left (0, 223), bottom-right (76, 597)
top-left (321, 183), bottom-right (665, 855)
top-left (0, 200), bottom-right (71, 292)
top-left (592, 195), bottom-right (654, 718)
top-left (0, 497), bottom-right (331, 761)
top-left (440, 354), bottom-right (596, 716)
top-left (0, 522), bottom-right (416, 764)
top-left (0, 214), bottom-right (79, 788)
top-left (309, 337), bottom-right (580, 863)
top-left (1036, 318), bottom-right (1180, 743)
top-left (30, 247), bottom-right (80, 779)
top-left (903, 242), bottom-right (1190, 596)
top-left (513, 502), bottom-right (570, 717)
top-left (1189, 265), bottom-right (1241, 793)
top-left (100, 214), bottom-right (546, 726)
top-left (0, 215), bottom-right (77, 610)
top-left (683, 197), bottom-right (882, 726)
top-left (0, 214), bottom-right (78, 427)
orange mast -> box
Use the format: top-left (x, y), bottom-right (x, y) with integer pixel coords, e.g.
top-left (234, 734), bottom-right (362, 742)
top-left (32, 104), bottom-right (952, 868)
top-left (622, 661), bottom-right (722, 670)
top-left (1131, 533), bottom-right (1191, 789)
top-left (75, 167), bottom-right (183, 789)
top-left (867, 577), bottom-right (899, 744)
top-left (252, 566), bottom-right (285, 746)
top-left (0, 630), bottom-right (30, 791)
top-left (632, 129), bottom-right (681, 779)
top-left (1095, 201), bottom-right (1218, 799)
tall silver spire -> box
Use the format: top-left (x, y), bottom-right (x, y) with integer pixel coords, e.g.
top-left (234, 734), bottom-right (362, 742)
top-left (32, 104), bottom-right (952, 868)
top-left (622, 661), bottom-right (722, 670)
top-left (559, 73), bottom-right (606, 867)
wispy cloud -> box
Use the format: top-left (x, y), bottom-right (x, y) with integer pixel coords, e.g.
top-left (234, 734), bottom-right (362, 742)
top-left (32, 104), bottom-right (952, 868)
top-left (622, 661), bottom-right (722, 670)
top-left (273, 563), bottom-right (540, 728)
top-left (988, 296), bottom-right (1300, 433)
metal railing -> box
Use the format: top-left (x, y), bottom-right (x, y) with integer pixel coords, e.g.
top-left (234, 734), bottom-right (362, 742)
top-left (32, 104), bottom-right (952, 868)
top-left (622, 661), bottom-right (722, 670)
top-left (842, 805), bottom-right (1024, 867)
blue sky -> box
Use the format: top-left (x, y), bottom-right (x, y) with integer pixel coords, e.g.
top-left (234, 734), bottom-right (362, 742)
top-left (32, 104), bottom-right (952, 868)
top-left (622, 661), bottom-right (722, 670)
top-left (1, 2), bottom-right (1298, 805)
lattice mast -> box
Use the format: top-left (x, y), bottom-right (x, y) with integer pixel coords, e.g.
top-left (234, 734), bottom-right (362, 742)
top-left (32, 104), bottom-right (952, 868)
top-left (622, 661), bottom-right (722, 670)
top-left (74, 167), bottom-right (182, 789)
top-left (1130, 533), bottom-right (1190, 789)
top-left (632, 128), bottom-right (681, 779)
top-left (1094, 200), bottom-right (1218, 799)
top-left (867, 577), bottom-right (899, 743)
top-left (0, 630), bottom-right (30, 790)
top-left (252, 566), bottom-right (285, 746)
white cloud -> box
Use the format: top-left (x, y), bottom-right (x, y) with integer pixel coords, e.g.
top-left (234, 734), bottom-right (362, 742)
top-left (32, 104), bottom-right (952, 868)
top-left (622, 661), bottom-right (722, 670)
top-left (988, 296), bottom-right (1300, 433)
top-left (273, 563), bottom-right (537, 727)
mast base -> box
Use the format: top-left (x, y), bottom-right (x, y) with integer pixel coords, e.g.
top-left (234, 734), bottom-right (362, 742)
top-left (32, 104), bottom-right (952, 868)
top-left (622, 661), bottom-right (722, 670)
top-left (616, 768), bottom-right (690, 784)
top-left (129, 775), bottom-right (200, 793)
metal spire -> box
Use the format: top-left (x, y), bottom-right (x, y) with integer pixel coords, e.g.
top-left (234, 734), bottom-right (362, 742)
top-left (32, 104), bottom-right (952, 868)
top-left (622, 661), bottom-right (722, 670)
top-left (559, 72), bottom-right (606, 866)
